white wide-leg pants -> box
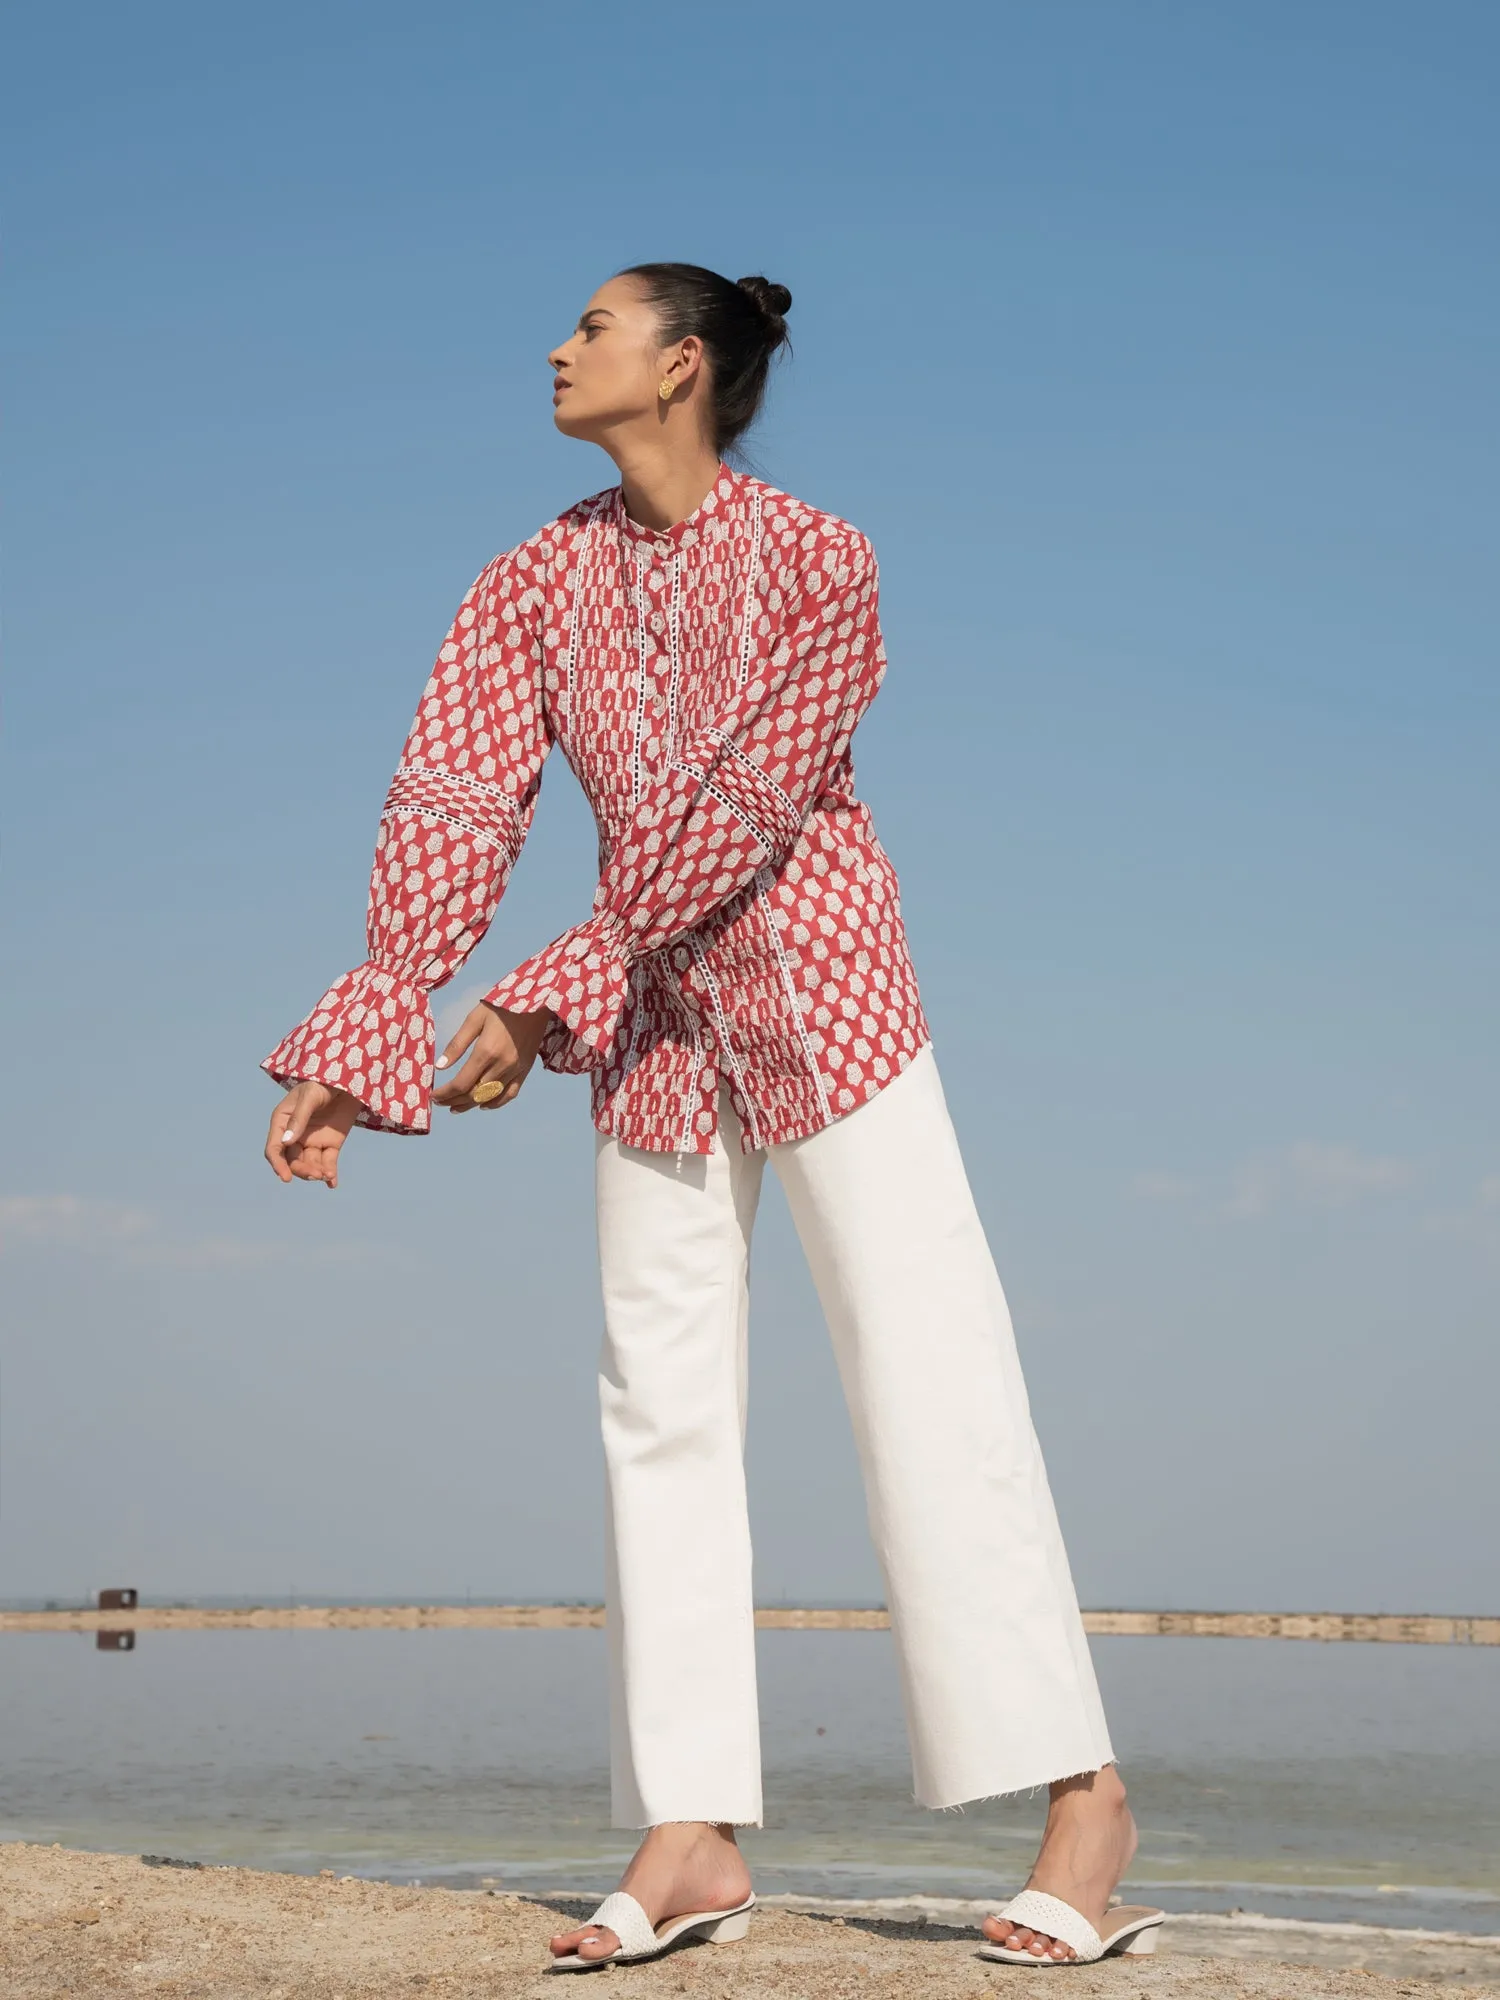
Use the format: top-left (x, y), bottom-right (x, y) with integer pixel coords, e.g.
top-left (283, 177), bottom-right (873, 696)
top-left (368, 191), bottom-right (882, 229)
top-left (594, 1044), bottom-right (1113, 1827)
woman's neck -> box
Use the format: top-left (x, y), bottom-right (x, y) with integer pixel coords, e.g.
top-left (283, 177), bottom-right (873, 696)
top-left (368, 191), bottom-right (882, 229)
top-left (611, 434), bottom-right (724, 532)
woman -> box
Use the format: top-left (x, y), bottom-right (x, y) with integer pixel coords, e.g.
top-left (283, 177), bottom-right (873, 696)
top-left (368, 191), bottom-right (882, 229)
top-left (261, 263), bottom-right (1161, 1973)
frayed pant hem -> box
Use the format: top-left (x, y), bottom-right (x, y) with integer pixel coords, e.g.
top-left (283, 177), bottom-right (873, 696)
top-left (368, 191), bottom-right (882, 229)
top-left (613, 1815), bottom-right (764, 1831)
top-left (921, 1755), bottom-right (1117, 1813)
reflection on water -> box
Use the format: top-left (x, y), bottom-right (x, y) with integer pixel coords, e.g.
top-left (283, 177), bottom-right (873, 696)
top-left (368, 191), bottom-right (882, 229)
top-left (3, 1630), bottom-right (1497, 1931)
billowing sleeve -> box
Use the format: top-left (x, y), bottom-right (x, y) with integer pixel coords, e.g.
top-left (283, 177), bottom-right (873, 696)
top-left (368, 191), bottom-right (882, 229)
top-left (261, 548), bottom-right (550, 1132)
top-left (484, 528), bottom-right (883, 1067)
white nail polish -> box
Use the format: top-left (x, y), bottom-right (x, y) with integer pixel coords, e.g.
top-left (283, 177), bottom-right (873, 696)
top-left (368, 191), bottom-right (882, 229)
top-left (435, 1056), bottom-right (449, 1068)
top-left (282, 1130), bottom-right (295, 1142)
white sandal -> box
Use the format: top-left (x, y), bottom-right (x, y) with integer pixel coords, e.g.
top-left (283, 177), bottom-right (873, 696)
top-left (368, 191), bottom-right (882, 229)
top-left (978, 1889), bottom-right (1165, 1966)
top-left (549, 1890), bottom-right (756, 1972)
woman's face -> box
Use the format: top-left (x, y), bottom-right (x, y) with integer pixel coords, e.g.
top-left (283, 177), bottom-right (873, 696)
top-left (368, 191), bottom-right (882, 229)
top-left (549, 276), bottom-right (695, 442)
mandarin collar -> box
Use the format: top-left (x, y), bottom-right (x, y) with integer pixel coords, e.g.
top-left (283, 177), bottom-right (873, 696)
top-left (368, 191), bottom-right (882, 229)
top-left (613, 463), bottom-right (741, 554)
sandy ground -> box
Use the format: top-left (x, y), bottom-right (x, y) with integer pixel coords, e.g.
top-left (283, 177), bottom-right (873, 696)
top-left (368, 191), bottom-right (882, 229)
top-left (4, 1845), bottom-right (1498, 1999)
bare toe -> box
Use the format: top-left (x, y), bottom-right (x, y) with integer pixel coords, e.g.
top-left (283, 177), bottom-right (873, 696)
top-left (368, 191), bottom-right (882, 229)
top-left (983, 1916), bottom-right (1080, 1962)
top-left (550, 1925), bottom-right (618, 1960)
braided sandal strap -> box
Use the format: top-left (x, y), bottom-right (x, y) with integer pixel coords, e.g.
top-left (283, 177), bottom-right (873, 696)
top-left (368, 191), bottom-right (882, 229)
top-left (584, 1891), bottom-right (658, 1960)
top-left (995, 1890), bottom-right (1104, 1962)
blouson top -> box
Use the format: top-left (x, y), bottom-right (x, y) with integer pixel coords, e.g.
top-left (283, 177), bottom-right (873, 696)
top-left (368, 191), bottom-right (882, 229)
top-left (262, 464), bottom-right (930, 1155)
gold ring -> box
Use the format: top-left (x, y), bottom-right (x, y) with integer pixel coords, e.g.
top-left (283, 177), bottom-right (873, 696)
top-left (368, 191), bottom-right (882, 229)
top-left (471, 1079), bottom-right (508, 1106)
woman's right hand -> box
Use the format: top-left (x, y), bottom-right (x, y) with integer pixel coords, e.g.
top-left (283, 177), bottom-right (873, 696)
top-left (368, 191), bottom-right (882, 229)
top-left (264, 1080), bottom-right (361, 1190)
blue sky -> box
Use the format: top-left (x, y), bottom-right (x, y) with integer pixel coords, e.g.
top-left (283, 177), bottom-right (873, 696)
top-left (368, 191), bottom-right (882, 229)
top-left (2, 1), bottom-right (1496, 1611)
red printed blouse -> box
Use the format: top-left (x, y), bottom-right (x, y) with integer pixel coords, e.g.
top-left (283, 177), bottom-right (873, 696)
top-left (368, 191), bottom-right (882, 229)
top-left (262, 464), bottom-right (930, 1154)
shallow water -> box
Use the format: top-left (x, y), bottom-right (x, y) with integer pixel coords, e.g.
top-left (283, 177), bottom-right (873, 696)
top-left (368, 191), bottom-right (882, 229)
top-left (4, 1629), bottom-right (1497, 1931)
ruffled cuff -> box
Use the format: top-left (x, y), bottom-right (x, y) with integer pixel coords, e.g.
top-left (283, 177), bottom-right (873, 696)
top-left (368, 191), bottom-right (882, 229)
top-left (261, 959), bottom-right (435, 1135)
top-left (483, 912), bottom-right (632, 1071)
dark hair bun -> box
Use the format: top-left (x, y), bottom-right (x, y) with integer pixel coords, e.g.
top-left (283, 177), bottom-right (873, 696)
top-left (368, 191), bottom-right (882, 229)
top-left (737, 275), bottom-right (793, 324)
top-left (618, 261), bottom-right (792, 452)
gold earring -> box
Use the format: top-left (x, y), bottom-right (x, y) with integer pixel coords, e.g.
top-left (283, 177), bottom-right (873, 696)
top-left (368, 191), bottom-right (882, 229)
top-left (658, 380), bottom-right (674, 401)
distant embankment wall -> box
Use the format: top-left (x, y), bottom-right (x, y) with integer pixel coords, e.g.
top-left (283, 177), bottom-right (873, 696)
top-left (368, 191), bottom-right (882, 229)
top-left (1, 1605), bottom-right (1496, 1643)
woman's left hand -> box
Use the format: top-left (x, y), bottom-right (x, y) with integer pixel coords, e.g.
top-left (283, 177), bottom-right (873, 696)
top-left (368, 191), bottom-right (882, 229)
top-left (433, 1003), bottom-right (552, 1113)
